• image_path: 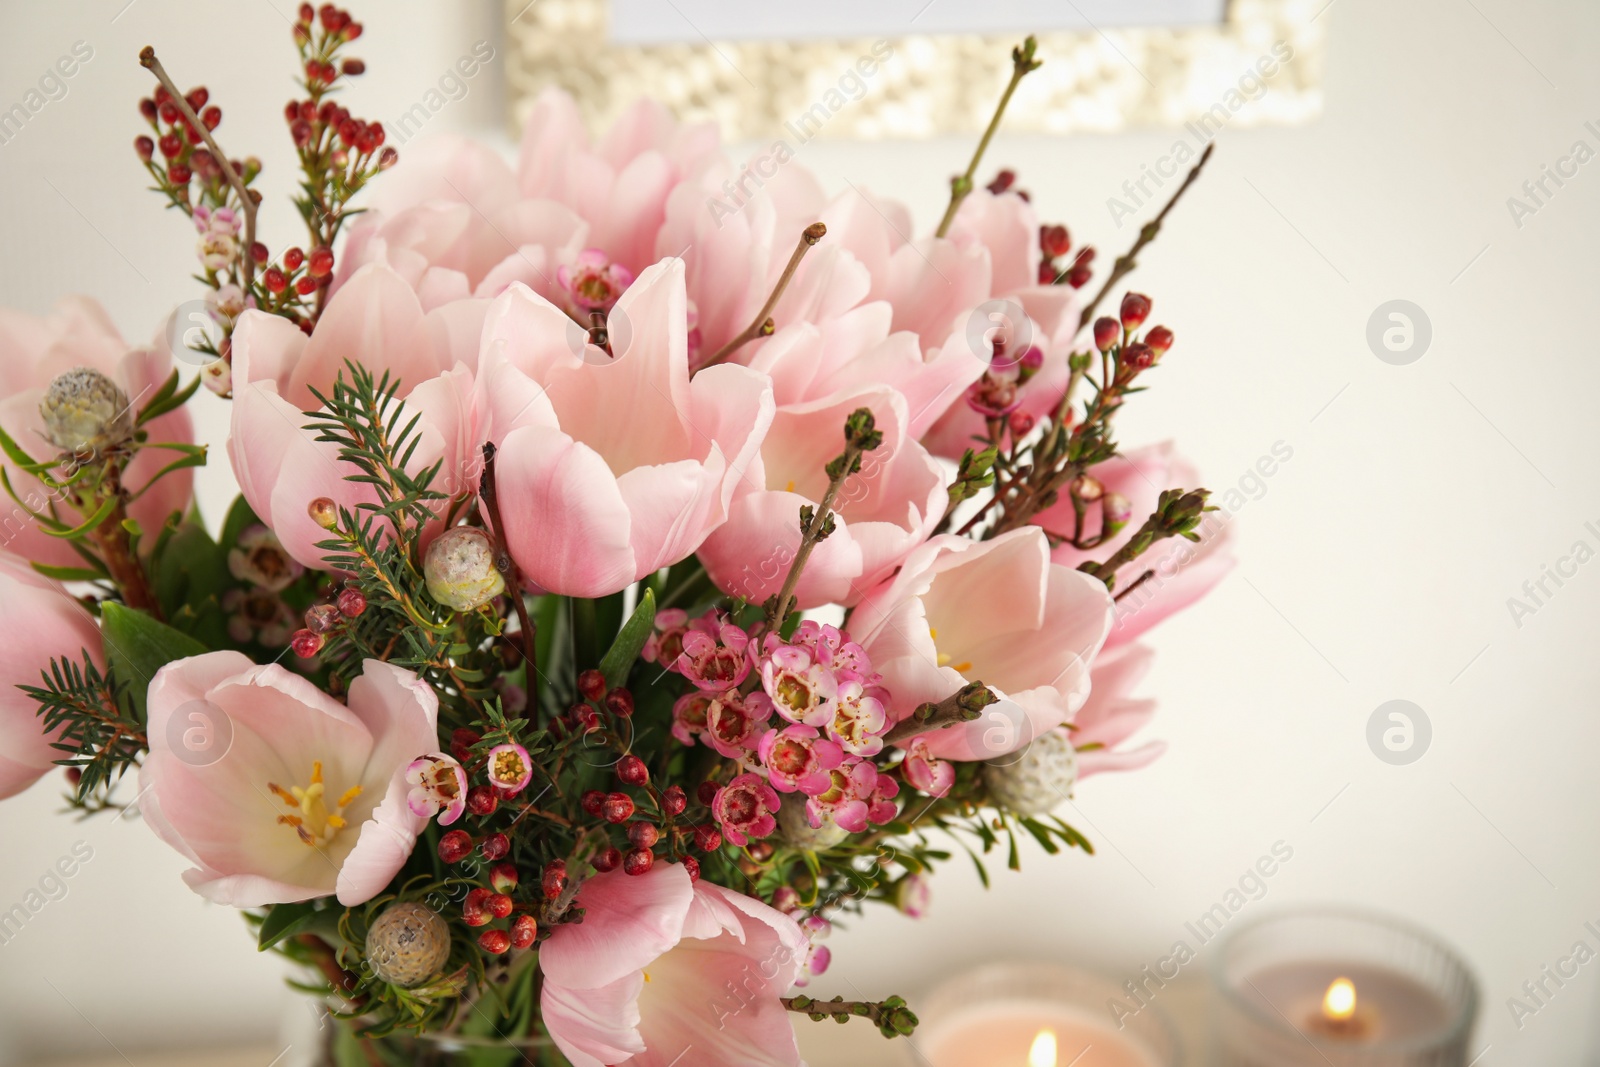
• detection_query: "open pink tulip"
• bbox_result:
[139,653,438,907]
[476,259,773,597]
[0,556,103,798]
[1073,643,1167,777]
[700,385,945,608]
[850,528,1114,761]
[0,296,194,568]
[540,862,807,1067]
[1034,442,1236,648]
[229,262,485,569]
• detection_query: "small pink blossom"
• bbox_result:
[557,248,633,311]
[405,753,467,825]
[712,772,781,847]
[895,873,932,919]
[675,621,751,692]
[901,737,954,798]
[704,690,773,759]
[827,677,888,757]
[642,607,690,665]
[758,724,843,796]
[670,689,713,745]
[486,742,533,795]
[761,645,837,727]
[809,761,898,834]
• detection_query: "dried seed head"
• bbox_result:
[365,901,450,988]
[39,368,133,456]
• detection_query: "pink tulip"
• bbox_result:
[850,528,1114,761]
[0,297,194,568]
[228,262,485,569]
[540,862,807,1067]
[1033,442,1236,648]
[699,385,945,609]
[1072,643,1167,778]
[139,653,439,906]
[475,259,773,597]
[0,556,103,799]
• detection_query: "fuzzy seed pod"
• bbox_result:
[777,792,848,851]
[39,368,133,455]
[981,729,1078,817]
[424,527,505,611]
[365,901,451,988]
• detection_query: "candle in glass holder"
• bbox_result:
[908,963,1180,1067]
[1211,908,1478,1066]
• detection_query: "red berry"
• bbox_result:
[1037,261,1057,285]
[303,603,341,634]
[185,87,209,111]
[1119,292,1152,330]
[344,20,363,39]
[1039,224,1071,260]
[336,588,367,617]
[1093,317,1120,353]
[159,101,180,124]
[682,857,701,883]
[134,136,154,162]
[986,169,1016,194]
[309,246,335,277]
[298,2,314,22]
[463,887,494,926]
[510,913,537,949]
[153,86,172,106]
[487,893,513,919]
[592,847,622,873]
[662,785,687,817]
[623,848,654,876]
[1067,263,1092,288]
[1124,342,1156,370]
[439,830,474,864]
[466,786,498,817]
[481,833,510,861]
[616,755,649,787]
[201,106,222,131]
[696,781,719,807]
[694,825,722,852]
[478,928,511,954]
[283,247,305,271]
[542,860,568,900]
[490,862,518,893]
[289,628,322,657]
[342,58,366,76]
[290,119,313,147]
[450,728,481,762]
[628,822,659,849]
[604,687,634,717]
[139,98,158,122]
[337,118,360,144]
[294,276,318,297]
[378,147,399,170]
[602,793,634,824]
[581,790,606,817]
[250,241,269,265]
[283,100,300,123]
[298,100,317,122]
[1145,326,1175,355]
[577,669,606,702]
[575,704,601,732]
[264,267,288,294]
[167,163,192,185]
[158,133,182,159]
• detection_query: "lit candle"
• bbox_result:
[911,964,1177,1067]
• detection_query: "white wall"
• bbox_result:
[1,0,1597,1064]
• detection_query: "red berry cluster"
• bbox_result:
[1092,292,1174,373]
[290,585,367,658]
[1038,224,1095,288]
[985,168,1030,201]
[134,84,258,213]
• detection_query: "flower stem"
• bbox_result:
[702,222,827,367]
[139,47,258,293]
[934,37,1041,239]
[479,443,537,713]
[88,464,161,619]
[882,681,998,746]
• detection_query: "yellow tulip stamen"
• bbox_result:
[268,762,362,849]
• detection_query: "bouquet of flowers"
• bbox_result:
[0,7,1232,1064]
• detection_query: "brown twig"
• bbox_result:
[934,37,1041,239]
[1075,142,1214,332]
[138,47,258,293]
[89,464,162,619]
[882,681,998,747]
[296,934,364,1004]
[702,222,827,367]
[478,443,537,713]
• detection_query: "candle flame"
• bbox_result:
[1028,1028,1057,1067]
[1322,977,1357,1021]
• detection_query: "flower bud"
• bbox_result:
[616,755,649,787]
[1119,291,1152,330]
[1039,223,1071,260]
[602,793,635,824]
[542,859,568,900]
[1145,325,1174,355]
[592,846,622,873]
[509,913,537,949]
[134,136,155,162]
[1071,474,1103,503]
[304,603,341,634]
[39,368,133,455]
[424,527,505,612]
[1124,342,1156,370]
[365,901,450,987]
[1093,317,1120,353]
[307,497,338,529]
[1102,492,1133,537]
[623,848,654,876]
[438,829,473,864]
[478,928,511,955]
[336,587,366,617]
[480,832,510,861]
[662,785,687,817]
[577,669,606,702]
[682,856,701,883]
[628,822,660,849]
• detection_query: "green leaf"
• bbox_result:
[41,494,116,539]
[0,421,45,472]
[219,495,262,551]
[151,522,232,645]
[99,602,208,720]
[137,371,202,426]
[257,899,322,951]
[599,588,656,690]
[29,562,107,582]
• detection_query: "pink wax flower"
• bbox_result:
[675,620,751,692]
[486,742,533,795]
[139,654,439,906]
[711,772,781,847]
[1035,441,1237,649]
[558,248,633,312]
[894,873,932,919]
[642,607,691,666]
[0,296,194,570]
[405,753,467,825]
[670,689,713,746]
[703,689,773,760]
[474,260,773,597]
[1072,643,1168,778]
[757,724,843,795]
[827,677,889,757]
[229,261,486,569]
[760,644,838,727]
[699,385,945,610]
[807,760,898,834]
[0,556,104,799]
[539,863,806,1067]
[850,528,1114,761]
[900,737,954,798]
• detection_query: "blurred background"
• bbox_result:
[0,0,1597,1064]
